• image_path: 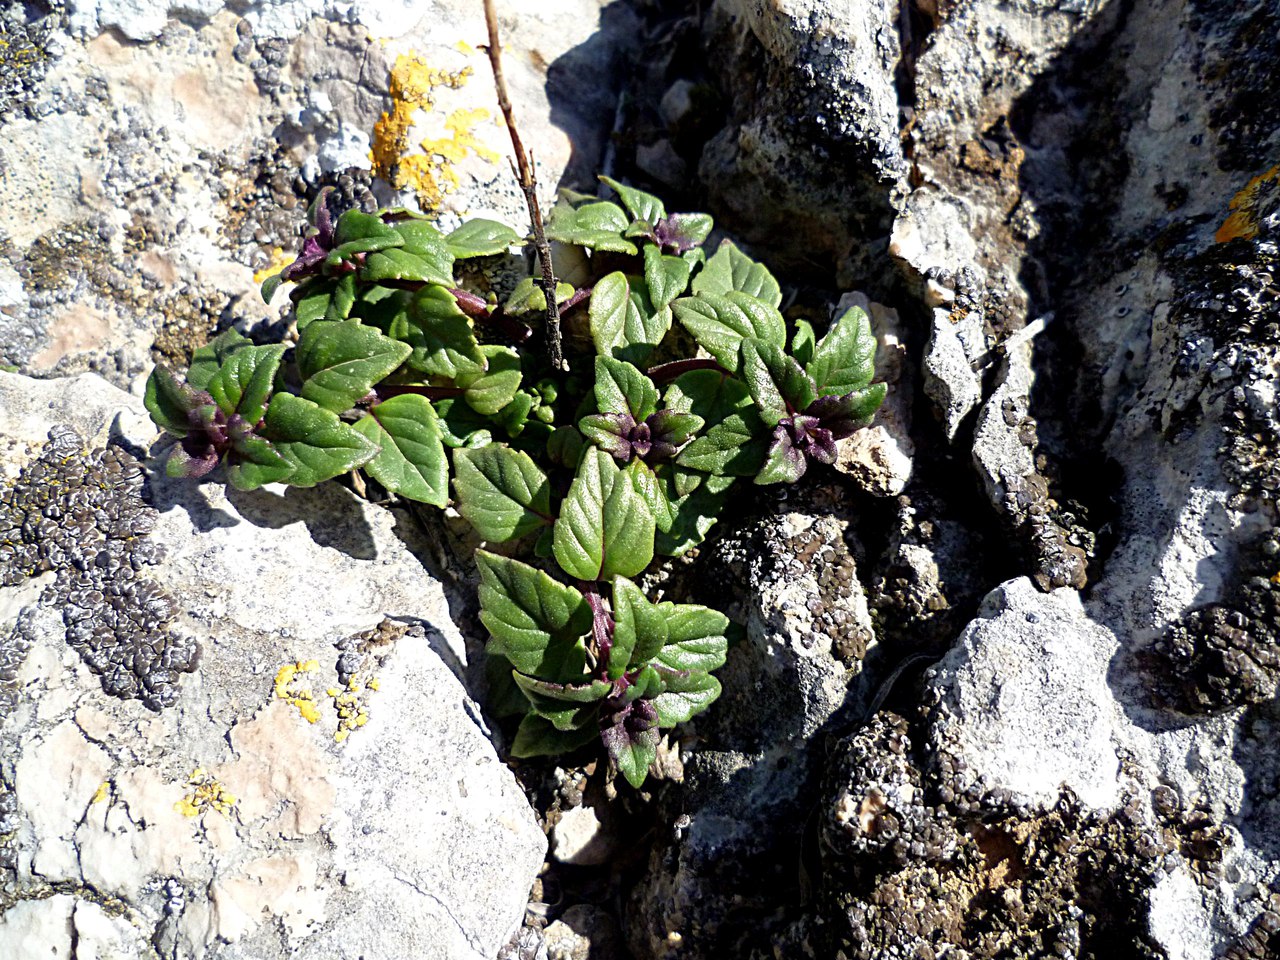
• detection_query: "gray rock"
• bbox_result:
[0,372,545,960]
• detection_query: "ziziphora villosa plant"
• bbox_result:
[145,177,886,787]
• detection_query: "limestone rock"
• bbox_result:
[0,371,545,960]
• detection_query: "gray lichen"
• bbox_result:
[0,426,198,711]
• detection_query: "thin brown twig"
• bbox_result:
[482,0,567,372]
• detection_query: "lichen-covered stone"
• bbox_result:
[0,426,197,710]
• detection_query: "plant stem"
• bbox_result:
[646,357,729,384]
[482,0,567,373]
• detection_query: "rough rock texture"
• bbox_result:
[0,372,544,959]
[0,0,637,382]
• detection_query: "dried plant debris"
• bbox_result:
[0,426,198,711]
[1143,529,1280,714]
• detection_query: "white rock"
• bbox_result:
[0,895,75,960]
[0,372,545,960]
[928,578,1124,812]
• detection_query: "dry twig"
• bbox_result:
[482,0,567,372]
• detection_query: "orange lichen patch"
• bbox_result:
[326,673,379,743]
[174,767,237,818]
[253,247,292,285]
[370,52,500,213]
[90,780,111,804]
[1215,165,1280,243]
[274,659,322,724]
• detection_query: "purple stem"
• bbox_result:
[560,286,592,312]
[583,583,614,674]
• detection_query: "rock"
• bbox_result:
[831,291,914,497]
[697,0,906,284]
[542,905,623,960]
[0,371,545,960]
[926,578,1123,813]
[630,492,876,958]
[550,801,618,867]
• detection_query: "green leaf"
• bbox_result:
[260,272,285,305]
[643,245,692,310]
[352,395,448,506]
[513,671,610,704]
[655,477,731,557]
[594,355,658,421]
[675,412,767,476]
[740,338,816,426]
[293,280,333,330]
[187,329,252,390]
[206,344,286,423]
[792,319,817,367]
[650,671,721,727]
[755,429,806,485]
[610,577,669,678]
[433,397,492,448]
[510,714,600,758]
[545,199,638,254]
[579,414,633,461]
[691,239,782,308]
[671,292,786,372]
[325,273,358,321]
[144,366,200,435]
[259,393,380,486]
[588,272,671,364]
[504,277,576,315]
[453,445,554,542]
[296,321,413,413]
[360,247,455,287]
[445,218,522,258]
[600,176,667,226]
[475,551,592,677]
[553,449,655,582]
[603,711,658,788]
[654,605,729,673]
[225,434,294,490]
[626,460,676,533]
[808,305,878,397]
[547,426,586,470]
[334,210,401,245]
[399,285,485,379]
[392,218,452,256]
[459,345,523,415]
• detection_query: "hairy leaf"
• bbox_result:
[594,355,658,421]
[145,366,203,435]
[296,321,412,413]
[225,434,294,490]
[600,176,666,227]
[399,285,485,379]
[643,245,692,311]
[545,199,637,254]
[553,449,655,581]
[808,305,878,397]
[206,344,286,424]
[360,246,454,287]
[671,292,786,372]
[654,604,730,673]
[506,277,576,316]
[453,444,554,542]
[445,218,521,258]
[353,395,448,506]
[510,713,600,758]
[601,699,659,788]
[791,318,817,368]
[610,576,669,678]
[459,345,523,416]
[187,329,253,390]
[476,551,592,677]
[691,239,782,308]
[259,392,380,486]
[650,671,721,727]
[755,426,807,485]
[740,338,817,426]
[589,272,670,363]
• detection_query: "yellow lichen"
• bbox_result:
[174,767,237,818]
[369,52,499,213]
[1215,165,1280,243]
[90,781,110,805]
[253,246,292,284]
[274,659,323,724]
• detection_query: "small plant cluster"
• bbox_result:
[145,177,885,786]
